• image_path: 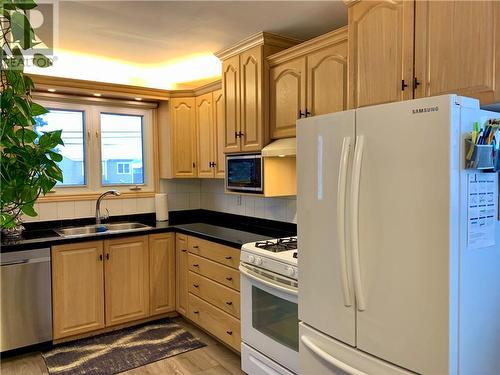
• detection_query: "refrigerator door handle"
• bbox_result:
[351,135,366,311]
[301,335,367,375]
[337,137,352,307]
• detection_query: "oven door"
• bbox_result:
[239,263,299,374]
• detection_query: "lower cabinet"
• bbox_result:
[52,241,105,339]
[176,234,242,352]
[52,234,175,340]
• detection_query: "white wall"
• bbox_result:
[23,179,296,224]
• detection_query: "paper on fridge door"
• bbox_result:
[467,173,498,249]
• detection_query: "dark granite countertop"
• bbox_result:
[1,210,296,253]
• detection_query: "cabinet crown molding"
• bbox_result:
[267,26,348,66]
[169,80,222,98]
[214,31,301,61]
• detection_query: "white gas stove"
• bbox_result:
[240,237,298,280]
[240,237,299,375]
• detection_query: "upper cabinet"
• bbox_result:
[216,32,301,153]
[196,89,225,178]
[170,97,197,178]
[268,27,348,139]
[347,0,500,107]
[348,0,414,108]
[414,0,500,104]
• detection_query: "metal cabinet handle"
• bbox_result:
[401,79,408,90]
[413,77,421,89]
[99,254,103,261]
[193,264,199,267]
[181,249,187,252]
[224,256,232,260]
[225,301,233,305]
[226,330,233,335]
[225,276,233,281]
[193,284,199,288]
[106,253,110,260]
[299,110,305,118]
[192,245,199,249]
[193,310,199,314]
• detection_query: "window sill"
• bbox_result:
[37,191,156,202]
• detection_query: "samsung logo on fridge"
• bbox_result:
[412,106,439,114]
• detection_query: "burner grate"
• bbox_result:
[255,237,297,252]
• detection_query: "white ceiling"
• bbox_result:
[32,1,348,89]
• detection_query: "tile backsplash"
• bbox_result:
[23,179,296,224]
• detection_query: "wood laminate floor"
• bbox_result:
[0,318,244,375]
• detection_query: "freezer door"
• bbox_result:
[299,323,412,375]
[297,110,356,346]
[352,96,458,374]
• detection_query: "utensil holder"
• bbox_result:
[465,139,497,170]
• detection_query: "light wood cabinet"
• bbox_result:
[269,57,306,139]
[267,27,348,138]
[52,241,105,340]
[195,89,226,179]
[188,236,240,269]
[171,97,197,178]
[216,32,300,153]
[348,0,414,108]
[149,233,175,316]
[414,0,500,104]
[175,233,189,316]
[104,236,150,326]
[347,0,500,107]
[213,89,226,178]
[188,253,240,291]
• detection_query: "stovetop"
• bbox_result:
[255,237,297,252]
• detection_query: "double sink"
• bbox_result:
[55,222,151,238]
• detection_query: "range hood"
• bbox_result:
[261,137,296,157]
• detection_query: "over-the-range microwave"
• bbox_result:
[225,154,263,193]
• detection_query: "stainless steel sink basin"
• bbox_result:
[55,222,151,237]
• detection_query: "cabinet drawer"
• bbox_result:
[188,293,241,352]
[188,253,240,291]
[188,271,240,318]
[188,236,240,269]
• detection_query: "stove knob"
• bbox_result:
[248,255,255,263]
[286,267,295,277]
[255,257,263,266]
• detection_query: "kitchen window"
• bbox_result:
[34,98,155,196]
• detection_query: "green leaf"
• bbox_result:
[15,128,37,143]
[20,203,37,217]
[13,0,37,10]
[47,150,63,162]
[33,53,52,68]
[30,102,48,116]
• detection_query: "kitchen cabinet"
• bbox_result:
[347,0,414,108]
[149,233,175,316]
[347,0,500,107]
[52,241,105,340]
[170,97,197,177]
[216,32,300,153]
[175,233,189,316]
[196,90,225,178]
[104,236,150,326]
[414,0,500,104]
[268,27,348,138]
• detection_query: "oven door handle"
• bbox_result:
[239,265,298,296]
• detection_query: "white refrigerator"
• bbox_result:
[297,95,500,375]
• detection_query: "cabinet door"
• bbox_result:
[52,241,104,339]
[213,89,226,178]
[270,57,306,139]
[307,43,348,116]
[171,97,197,177]
[196,92,215,178]
[104,236,149,326]
[175,233,189,316]
[348,0,414,108]
[240,46,264,152]
[414,0,500,105]
[222,55,240,153]
[149,234,175,316]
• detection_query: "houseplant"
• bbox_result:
[1,0,64,238]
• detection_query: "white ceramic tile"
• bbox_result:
[265,198,287,222]
[122,198,137,214]
[254,197,266,219]
[244,196,256,217]
[74,200,93,218]
[136,197,155,213]
[189,192,201,209]
[34,202,56,221]
[57,201,76,220]
[104,199,123,217]
[285,199,297,223]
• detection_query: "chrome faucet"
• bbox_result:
[95,190,121,225]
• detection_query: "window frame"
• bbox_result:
[34,97,156,197]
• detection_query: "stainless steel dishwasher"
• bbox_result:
[1,248,52,351]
